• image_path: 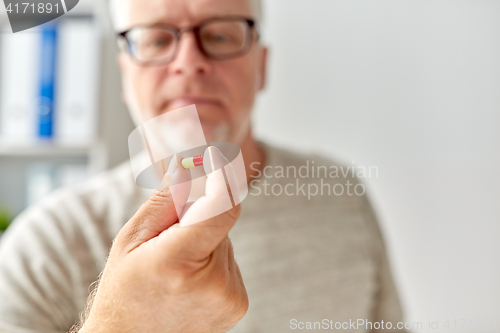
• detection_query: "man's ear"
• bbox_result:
[258,45,268,91]
[117,53,126,71]
[117,53,128,104]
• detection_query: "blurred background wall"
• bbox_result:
[0,0,499,332]
[253,0,500,331]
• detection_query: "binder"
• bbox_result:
[54,17,99,146]
[0,17,99,146]
[0,26,40,143]
[38,23,58,139]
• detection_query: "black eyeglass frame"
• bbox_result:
[116,16,259,66]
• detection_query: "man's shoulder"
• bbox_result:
[5,160,146,244]
[253,142,377,221]
[264,141,347,165]
[0,162,145,327]
[261,141,360,184]
[42,159,142,213]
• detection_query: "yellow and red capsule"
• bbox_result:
[181,154,204,169]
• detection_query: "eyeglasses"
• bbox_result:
[117,16,258,66]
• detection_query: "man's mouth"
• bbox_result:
[166,97,222,111]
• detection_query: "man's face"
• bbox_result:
[119,0,267,144]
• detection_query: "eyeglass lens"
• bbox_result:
[125,20,250,64]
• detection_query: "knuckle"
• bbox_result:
[205,272,230,303]
[160,267,197,293]
[211,271,231,295]
[235,293,249,320]
[223,284,249,322]
[110,224,136,255]
[156,255,213,293]
[168,256,211,275]
[206,268,247,318]
[114,216,144,253]
[148,188,172,206]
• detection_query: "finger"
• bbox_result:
[209,237,238,284]
[114,154,191,253]
[228,242,244,285]
[211,236,231,272]
[226,238,235,273]
[159,154,192,218]
[179,145,240,228]
[203,146,240,205]
[158,147,241,263]
[216,238,247,312]
[222,237,243,283]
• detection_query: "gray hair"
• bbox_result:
[109,0,262,32]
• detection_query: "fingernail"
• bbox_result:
[166,153,178,176]
[203,146,230,174]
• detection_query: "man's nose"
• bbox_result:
[169,32,211,76]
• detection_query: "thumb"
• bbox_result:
[113,154,191,254]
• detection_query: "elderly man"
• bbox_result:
[0,0,407,332]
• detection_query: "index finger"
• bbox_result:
[113,154,191,254]
[157,147,241,263]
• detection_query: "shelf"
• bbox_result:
[0,142,99,157]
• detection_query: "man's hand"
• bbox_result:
[78,148,248,333]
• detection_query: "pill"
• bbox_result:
[181,154,204,169]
